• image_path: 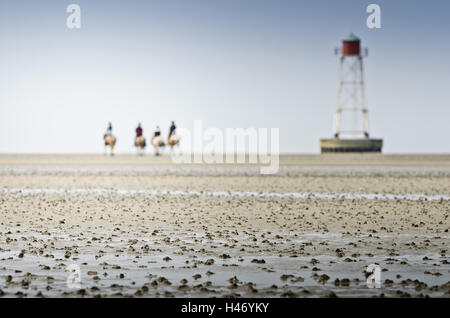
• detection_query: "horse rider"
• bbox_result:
[105,122,113,138]
[136,123,143,137]
[153,126,161,137]
[168,121,176,138]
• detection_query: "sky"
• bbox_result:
[0,0,449,154]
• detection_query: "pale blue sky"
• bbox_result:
[0,0,449,153]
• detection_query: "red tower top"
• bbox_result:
[342,33,360,56]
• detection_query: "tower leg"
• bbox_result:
[359,56,370,137]
[333,110,341,138]
[333,57,344,137]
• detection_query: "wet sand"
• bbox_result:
[0,154,449,298]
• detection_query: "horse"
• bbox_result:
[151,135,165,156]
[104,134,116,156]
[168,134,180,150]
[134,135,146,155]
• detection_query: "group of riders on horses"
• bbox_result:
[103,121,179,155]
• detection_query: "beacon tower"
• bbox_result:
[320,33,383,153]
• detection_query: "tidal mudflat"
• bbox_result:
[0,154,448,297]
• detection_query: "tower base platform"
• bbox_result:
[320,138,383,153]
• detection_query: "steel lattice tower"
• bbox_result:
[320,33,382,153]
[333,33,369,138]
